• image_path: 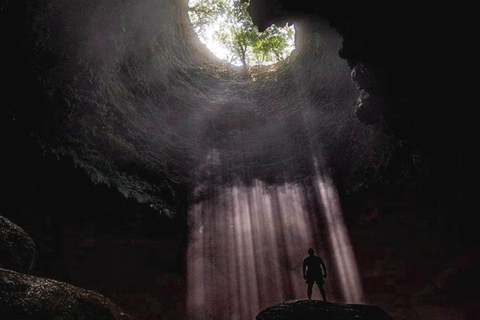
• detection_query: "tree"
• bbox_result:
[188,0,294,75]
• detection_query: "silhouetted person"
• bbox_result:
[303,248,327,300]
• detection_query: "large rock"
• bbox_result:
[256,300,393,320]
[0,268,132,320]
[0,216,35,273]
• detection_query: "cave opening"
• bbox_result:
[187,0,295,69]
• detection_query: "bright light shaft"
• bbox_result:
[313,159,364,303]
[187,180,316,320]
[187,160,364,319]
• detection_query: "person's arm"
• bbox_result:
[321,259,327,278]
[303,258,307,279]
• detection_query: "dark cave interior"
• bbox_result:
[0,0,472,320]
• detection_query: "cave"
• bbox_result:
[0,1,471,320]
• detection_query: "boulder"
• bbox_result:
[256,300,393,320]
[0,216,35,273]
[0,268,132,320]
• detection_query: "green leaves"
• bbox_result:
[251,24,294,63]
[188,0,294,69]
[188,0,225,35]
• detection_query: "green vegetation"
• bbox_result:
[188,0,295,74]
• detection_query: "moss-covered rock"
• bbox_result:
[256,300,393,320]
[0,268,132,320]
[0,216,35,273]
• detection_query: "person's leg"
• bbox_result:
[318,284,327,301]
[307,283,313,299]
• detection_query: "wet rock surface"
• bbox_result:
[256,300,393,320]
[0,216,35,273]
[0,268,132,320]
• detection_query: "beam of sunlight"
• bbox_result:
[187,159,364,319]
[313,158,365,303]
[187,203,205,316]
[187,181,314,320]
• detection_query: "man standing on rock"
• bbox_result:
[303,248,327,301]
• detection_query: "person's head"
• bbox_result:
[308,248,315,256]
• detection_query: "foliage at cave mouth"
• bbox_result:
[188,0,295,70]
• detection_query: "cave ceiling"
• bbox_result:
[3,0,391,214]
